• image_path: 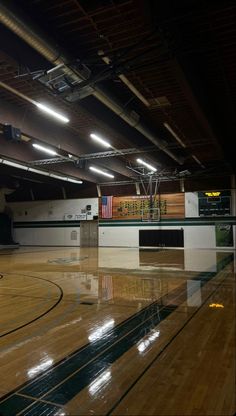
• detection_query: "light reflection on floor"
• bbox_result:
[0,247,235,415]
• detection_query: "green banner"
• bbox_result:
[215,224,233,247]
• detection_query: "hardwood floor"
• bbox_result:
[0,247,235,415]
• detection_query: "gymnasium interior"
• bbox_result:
[0,1,235,415]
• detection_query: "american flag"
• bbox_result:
[101,196,113,218]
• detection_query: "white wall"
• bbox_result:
[14,227,80,246]
[185,192,199,217]
[10,198,98,246]
[9,198,98,221]
[8,193,235,249]
[99,225,184,248]
[184,226,216,249]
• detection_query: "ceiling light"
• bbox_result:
[32,143,58,156]
[0,158,82,184]
[35,102,69,123]
[192,154,205,168]
[28,167,50,176]
[50,174,82,184]
[163,122,186,148]
[50,173,65,180]
[89,166,114,178]
[137,158,157,172]
[2,159,28,170]
[67,178,83,184]
[90,133,111,148]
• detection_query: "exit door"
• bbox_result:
[80,220,98,247]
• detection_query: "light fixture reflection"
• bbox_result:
[88,319,115,342]
[55,412,66,416]
[209,303,224,308]
[27,358,53,378]
[89,370,111,396]
[137,330,160,353]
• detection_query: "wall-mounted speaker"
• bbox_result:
[3,124,21,142]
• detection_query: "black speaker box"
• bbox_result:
[3,124,21,142]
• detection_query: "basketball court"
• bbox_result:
[0,1,236,415]
[0,247,235,415]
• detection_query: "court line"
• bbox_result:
[0,299,180,403]
[106,270,233,414]
[8,266,230,415]
[2,265,223,402]
[0,273,63,338]
[0,254,233,414]
[40,266,228,405]
[0,274,55,330]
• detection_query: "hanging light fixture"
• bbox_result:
[89,166,114,178]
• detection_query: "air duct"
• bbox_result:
[0,1,183,165]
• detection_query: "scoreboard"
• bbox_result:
[198,191,231,216]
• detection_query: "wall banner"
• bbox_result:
[215,223,233,247]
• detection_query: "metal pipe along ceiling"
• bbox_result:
[0,1,183,165]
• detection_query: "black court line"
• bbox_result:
[0,273,63,338]
[0,254,233,415]
[0,297,165,401]
[106,268,232,415]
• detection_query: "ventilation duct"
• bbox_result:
[0,1,183,165]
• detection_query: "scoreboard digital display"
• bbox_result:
[198,191,231,216]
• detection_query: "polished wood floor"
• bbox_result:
[0,247,235,415]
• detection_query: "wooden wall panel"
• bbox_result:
[99,193,185,219]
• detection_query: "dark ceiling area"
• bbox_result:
[0,0,235,201]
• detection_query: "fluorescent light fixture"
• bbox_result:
[32,143,58,156]
[192,154,205,168]
[50,174,82,184]
[0,158,82,184]
[89,166,114,178]
[90,133,111,148]
[2,159,28,170]
[28,167,50,176]
[35,102,69,123]
[137,158,157,172]
[67,178,83,184]
[163,122,186,148]
[50,173,65,180]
